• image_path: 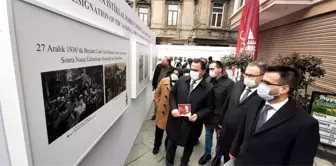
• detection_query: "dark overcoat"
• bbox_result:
[166,76,214,147]
[230,99,320,165]
[218,81,263,156]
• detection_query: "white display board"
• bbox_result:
[150,47,158,80]
[131,42,150,99]
[0,0,156,165]
[156,45,236,60]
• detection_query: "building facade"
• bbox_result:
[229,0,336,93]
[126,0,238,46]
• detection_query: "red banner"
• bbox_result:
[235,0,260,60]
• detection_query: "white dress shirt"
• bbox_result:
[264,98,289,121]
[190,78,202,91]
[239,87,257,101]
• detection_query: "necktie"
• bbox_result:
[189,80,196,95]
[240,88,251,102]
[255,105,273,131]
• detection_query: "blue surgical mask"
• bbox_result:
[257,83,279,101]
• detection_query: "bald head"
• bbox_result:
[162,56,168,66]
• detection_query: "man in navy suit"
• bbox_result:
[230,65,320,165]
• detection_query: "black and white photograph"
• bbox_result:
[105,63,127,103]
[41,65,104,144]
[144,54,148,79]
[152,56,157,72]
[139,55,144,82]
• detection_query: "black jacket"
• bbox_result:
[231,99,320,166]
[204,76,234,127]
[152,64,173,89]
[218,81,263,156]
[167,76,214,146]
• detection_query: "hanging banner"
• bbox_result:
[235,0,260,60]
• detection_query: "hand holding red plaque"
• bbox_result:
[178,104,191,117]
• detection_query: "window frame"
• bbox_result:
[167,4,179,26]
[138,7,149,26]
[210,2,224,28]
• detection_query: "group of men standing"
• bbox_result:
[152,56,320,166]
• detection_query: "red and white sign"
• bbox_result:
[235,0,260,60]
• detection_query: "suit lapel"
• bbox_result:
[253,100,297,135]
[239,91,258,105]
[235,83,246,106]
[248,100,265,136]
[184,77,191,98]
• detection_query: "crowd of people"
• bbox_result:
[151,56,320,166]
[42,67,104,143]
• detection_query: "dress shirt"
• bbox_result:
[239,87,257,101]
[190,78,202,90]
[264,98,289,121]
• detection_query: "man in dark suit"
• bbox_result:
[166,59,214,166]
[199,61,234,166]
[230,65,320,165]
[152,56,173,120]
[218,61,266,164]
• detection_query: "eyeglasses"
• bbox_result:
[261,80,285,86]
[243,73,264,78]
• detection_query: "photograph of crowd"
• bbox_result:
[144,54,148,79]
[41,65,104,144]
[105,63,127,103]
[139,55,144,82]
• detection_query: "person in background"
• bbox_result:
[166,59,214,166]
[230,65,320,165]
[200,58,209,79]
[182,58,193,69]
[153,68,180,155]
[152,56,173,120]
[218,61,266,164]
[199,61,234,166]
[207,56,213,74]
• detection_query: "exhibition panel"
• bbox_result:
[131,42,151,99]
[0,0,156,165]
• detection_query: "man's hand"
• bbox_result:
[218,124,222,129]
[229,154,236,160]
[172,109,180,117]
[189,114,197,122]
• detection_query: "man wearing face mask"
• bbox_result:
[153,69,180,155]
[218,61,266,164]
[229,65,319,165]
[199,61,234,166]
[152,56,173,120]
[166,59,214,166]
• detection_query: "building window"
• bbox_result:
[139,7,149,26]
[167,4,179,26]
[238,0,245,8]
[211,3,224,28]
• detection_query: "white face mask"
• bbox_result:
[244,77,257,88]
[209,70,217,78]
[190,71,200,81]
[171,74,178,81]
[257,83,280,101]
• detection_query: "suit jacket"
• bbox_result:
[230,99,320,166]
[204,76,234,127]
[166,76,214,147]
[218,81,263,155]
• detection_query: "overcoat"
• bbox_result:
[154,77,171,129]
[166,76,214,146]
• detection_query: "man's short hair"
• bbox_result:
[211,61,224,70]
[193,58,207,70]
[266,65,299,89]
[248,61,267,74]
